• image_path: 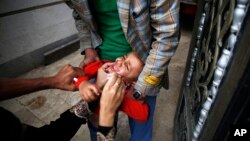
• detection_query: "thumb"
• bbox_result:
[79,61,86,68]
[91,85,101,96]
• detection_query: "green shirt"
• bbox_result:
[93,0,132,61]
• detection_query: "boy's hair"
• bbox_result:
[131,52,144,65]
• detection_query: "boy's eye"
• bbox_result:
[126,65,129,71]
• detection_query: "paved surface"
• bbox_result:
[0,17,192,141]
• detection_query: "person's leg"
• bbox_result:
[23,109,86,141]
[87,121,99,141]
[128,96,157,141]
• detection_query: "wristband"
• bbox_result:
[73,76,89,87]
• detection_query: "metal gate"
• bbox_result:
[174,0,250,140]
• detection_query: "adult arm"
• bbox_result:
[0,64,83,101]
[135,0,180,96]
[72,9,99,67]
[97,73,126,140]
[64,0,92,53]
[63,0,100,67]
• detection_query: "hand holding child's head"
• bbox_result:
[99,72,126,126]
[95,64,112,89]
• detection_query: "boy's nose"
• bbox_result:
[116,60,123,67]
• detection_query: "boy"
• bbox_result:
[71,52,148,123]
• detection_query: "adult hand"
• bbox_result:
[99,73,126,127]
[102,62,116,73]
[79,48,100,68]
[52,64,84,91]
[95,64,111,90]
[78,81,100,102]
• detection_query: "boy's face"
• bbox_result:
[106,52,144,82]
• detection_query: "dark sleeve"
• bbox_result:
[97,127,116,141]
[0,107,23,141]
[23,109,86,141]
[98,125,113,136]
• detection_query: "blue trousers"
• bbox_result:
[88,96,157,141]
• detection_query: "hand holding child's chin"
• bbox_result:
[96,66,109,89]
[102,62,116,73]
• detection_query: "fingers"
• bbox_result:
[62,65,84,81]
[117,81,126,99]
[100,73,125,118]
[105,73,125,100]
[97,67,109,79]
[114,76,121,85]
[102,62,114,69]
[64,64,75,71]
[73,67,85,76]
[96,67,110,90]
[68,85,77,91]
[90,85,101,96]
[105,73,119,88]
[80,85,100,102]
[64,66,81,86]
[53,64,80,91]
[62,64,77,78]
[79,61,86,68]
[102,62,115,73]
[81,90,97,102]
[61,64,71,70]
[79,49,100,68]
